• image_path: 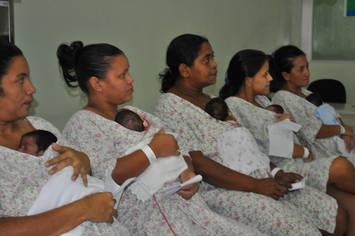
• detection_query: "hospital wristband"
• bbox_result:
[270,167,282,178]
[141,145,157,164]
[302,147,310,159]
[339,125,345,135]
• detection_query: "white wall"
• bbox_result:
[13,0,302,130]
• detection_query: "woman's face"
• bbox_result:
[0,56,36,122]
[249,61,273,96]
[100,54,134,105]
[187,42,217,87]
[284,55,310,88]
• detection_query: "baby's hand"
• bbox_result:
[273,114,292,123]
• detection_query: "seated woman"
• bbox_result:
[59,41,263,236]
[154,34,350,236]
[220,49,355,235]
[272,45,355,160]
[271,45,355,235]
[0,43,128,235]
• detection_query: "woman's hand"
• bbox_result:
[148,129,180,158]
[80,192,118,223]
[341,134,355,153]
[274,171,303,185]
[45,143,91,186]
[273,113,292,123]
[252,178,291,200]
[344,125,355,138]
[177,169,200,200]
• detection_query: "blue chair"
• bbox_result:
[307,79,346,104]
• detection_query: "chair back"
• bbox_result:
[307,79,346,103]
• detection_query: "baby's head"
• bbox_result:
[266,104,284,114]
[18,130,58,156]
[205,97,229,121]
[306,93,323,107]
[115,109,145,132]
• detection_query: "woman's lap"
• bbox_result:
[199,186,333,236]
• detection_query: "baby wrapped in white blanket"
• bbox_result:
[21,130,121,236]
[115,108,188,201]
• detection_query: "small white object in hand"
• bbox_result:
[162,175,203,201]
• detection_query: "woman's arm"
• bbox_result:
[112,129,180,185]
[316,124,348,139]
[293,144,313,162]
[0,192,117,236]
[189,151,291,200]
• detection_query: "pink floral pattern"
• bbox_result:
[63,107,264,236]
[0,116,130,236]
[226,95,336,193]
[154,93,338,235]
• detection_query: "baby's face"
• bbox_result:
[18,136,40,156]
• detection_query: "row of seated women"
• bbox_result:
[0,34,354,236]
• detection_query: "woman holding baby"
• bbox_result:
[154,34,348,235]
[0,42,129,235]
[220,48,355,235]
[58,41,263,235]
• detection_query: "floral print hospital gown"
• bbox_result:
[63,108,265,236]
[225,95,336,193]
[0,117,131,236]
[154,92,338,236]
[272,89,355,165]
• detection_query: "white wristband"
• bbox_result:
[270,167,282,178]
[141,145,157,164]
[302,147,310,159]
[339,125,345,135]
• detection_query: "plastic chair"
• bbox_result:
[307,79,346,103]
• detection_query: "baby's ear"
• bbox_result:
[37,150,45,156]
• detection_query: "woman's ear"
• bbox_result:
[281,71,290,81]
[178,63,189,78]
[89,76,103,92]
[245,77,253,87]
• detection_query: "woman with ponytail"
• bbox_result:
[59,41,264,236]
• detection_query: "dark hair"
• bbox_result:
[0,42,23,96]
[306,93,323,107]
[266,104,284,114]
[205,97,229,121]
[219,49,267,99]
[159,34,209,93]
[266,54,279,93]
[115,109,144,132]
[21,130,58,153]
[57,41,124,94]
[272,45,306,91]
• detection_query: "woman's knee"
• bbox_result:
[334,203,348,236]
[329,157,355,180]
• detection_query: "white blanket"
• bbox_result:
[125,134,187,201]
